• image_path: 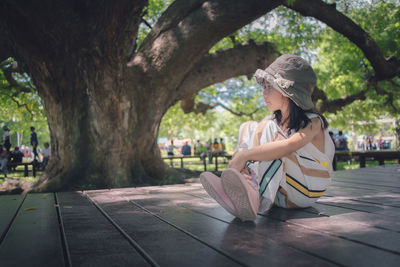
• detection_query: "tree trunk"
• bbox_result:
[32,58,165,191]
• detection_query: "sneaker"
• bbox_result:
[200,172,237,217]
[221,168,260,221]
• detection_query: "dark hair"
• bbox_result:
[30,126,35,131]
[273,99,329,132]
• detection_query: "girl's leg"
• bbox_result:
[200,172,237,217]
[221,120,281,220]
[244,119,286,212]
[200,120,258,220]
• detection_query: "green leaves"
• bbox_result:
[0,59,49,146]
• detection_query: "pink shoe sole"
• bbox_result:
[200,172,237,217]
[221,168,259,221]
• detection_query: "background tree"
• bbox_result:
[0,59,50,148]
[0,0,398,191]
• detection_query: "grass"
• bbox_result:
[336,160,399,170]
[164,157,228,172]
[0,165,42,184]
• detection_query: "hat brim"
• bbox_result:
[254,69,293,98]
[254,69,314,110]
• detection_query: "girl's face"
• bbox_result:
[262,81,289,112]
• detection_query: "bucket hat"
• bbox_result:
[254,54,317,110]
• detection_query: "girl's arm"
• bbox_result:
[229,118,322,171]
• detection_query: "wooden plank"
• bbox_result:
[331,178,400,190]
[185,187,400,253]
[57,192,151,267]
[179,185,400,266]
[333,172,400,181]
[101,188,400,266]
[184,199,400,266]
[264,207,400,254]
[317,197,400,218]
[0,193,65,267]
[310,204,400,233]
[330,181,400,193]
[0,195,25,241]
[324,186,400,207]
[86,189,246,267]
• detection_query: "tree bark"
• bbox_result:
[32,61,166,190]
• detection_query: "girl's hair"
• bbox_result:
[274,99,329,132]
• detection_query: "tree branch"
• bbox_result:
[11,96,33,119]
[141,18,153,29]
[371,81,398,113]
[129,0,282,89]
[314,87,368,114]
[215,102,260,118]
[2,67,33,94]
[389,79,400,89]
[180,97,259,118]
[176,41,278,100]
[283,0,400,81]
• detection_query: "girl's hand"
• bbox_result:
[228,151,247,172]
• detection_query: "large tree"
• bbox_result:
[1,0,399,191]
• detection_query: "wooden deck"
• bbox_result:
[1,165,400,267]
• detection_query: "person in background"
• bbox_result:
[377,137,383,150]
[10,146,24,171]
[194,140,202,155]
[195,141,207,162]
[167,140,175,156]
[206,139,213,163]
[2,125,11,153]
[30,126,39,161]
[220,138,226,155]
[367,135,374,150]
[211,138,222,156]
[181,141,192,156]
[41,142,51,170]
[0,145,8,178]
[336,131,348,151]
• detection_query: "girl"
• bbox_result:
[200,54,335,221]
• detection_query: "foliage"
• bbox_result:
[313,0,400,132]
[159,102,218,141]
[0,59,50,148]
[163,0,400,145]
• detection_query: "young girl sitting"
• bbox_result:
[200,54,335,221]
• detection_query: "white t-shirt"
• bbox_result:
[41,147,51,158]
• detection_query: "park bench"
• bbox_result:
[333,150,400,170]
[163,151,400,172]
[0,164,399,266]
[162,154,232,172]
[6,162,39,177]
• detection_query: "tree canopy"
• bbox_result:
[163,0,400,142]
